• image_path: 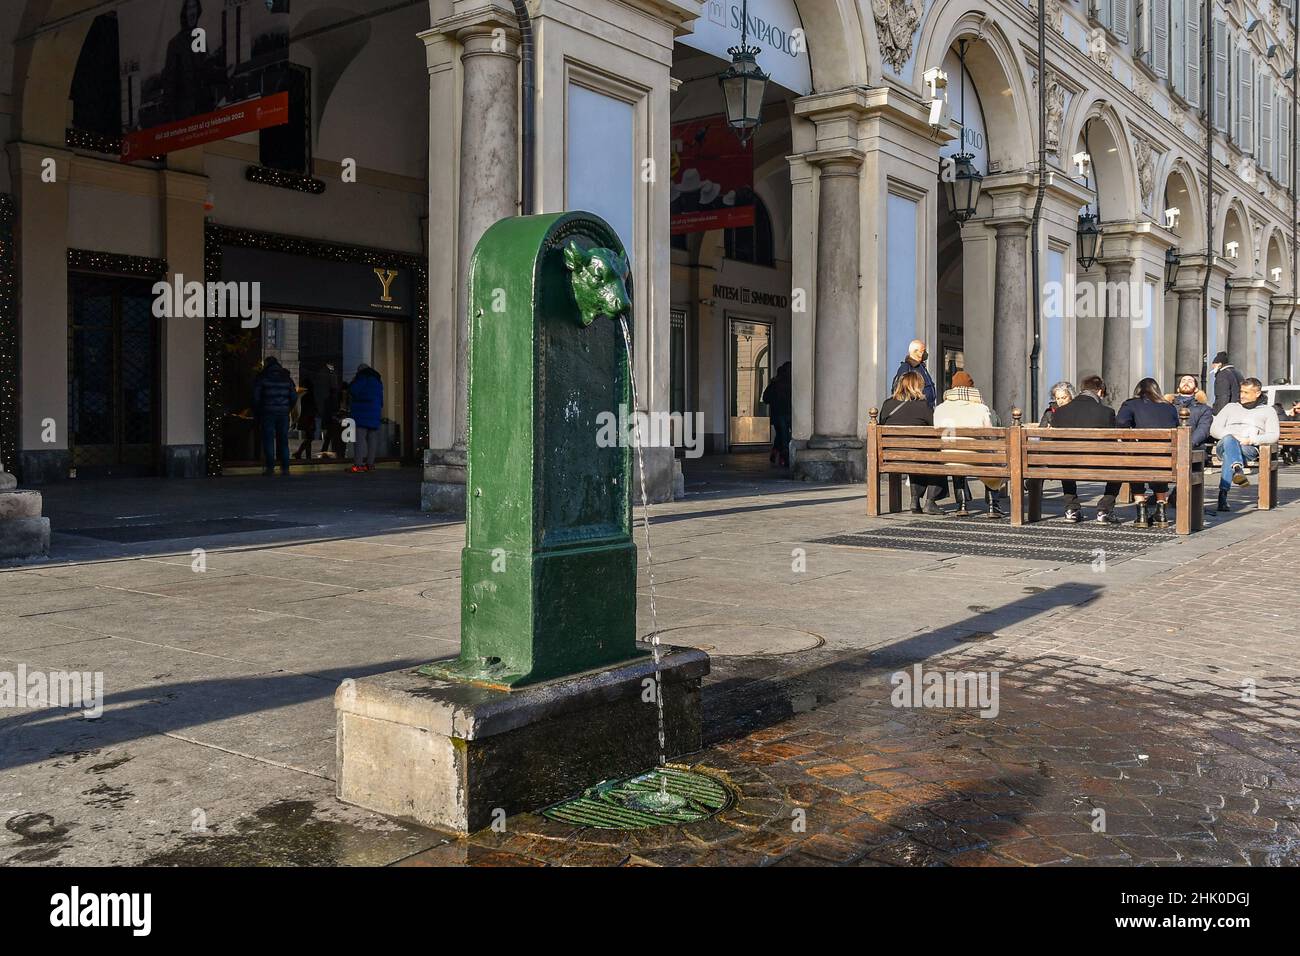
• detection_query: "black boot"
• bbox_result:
[1134,499,1151,528]
[953,487,970,517]
[910,485,924,514]
[1152,500,1169,528]
[921,485,946,516]
[1217,488,1230,513]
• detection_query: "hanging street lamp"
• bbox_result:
[1165,247,1182,291]
[718,0,769,144]
[1076,212,1102,270]
[944,40,983,223]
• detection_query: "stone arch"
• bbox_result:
[1153,157,1204,249]
[797,0,874,89]
[1218,198,1253,277]
[1063,97,1138,224]
[913,3,1034,172]
[11,1,94,146]
[1261,225,1290,289]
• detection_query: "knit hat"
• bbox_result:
[1212,351,1230,365]
[952,371,975,388]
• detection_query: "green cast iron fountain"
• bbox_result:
[420,211,645,689]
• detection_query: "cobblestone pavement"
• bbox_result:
[401,518,1300,867]
[3,465,1299,866]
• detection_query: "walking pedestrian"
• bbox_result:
[252,356,297,476]
[1210,351,1243,414]
[347,363,384,473]
[762,361,793,467]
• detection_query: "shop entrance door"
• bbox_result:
[67,274,159,475]
[728,316,772,449]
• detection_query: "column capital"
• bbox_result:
[423,4,520,48]
[987,217,1031,239]
[803,147,864,174]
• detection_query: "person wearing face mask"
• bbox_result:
[891,339,936,410]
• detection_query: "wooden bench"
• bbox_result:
[1257,443,1280,510]
[1020,408,1205,534]
[1279,421,1300,462]
[865,408,1022,520]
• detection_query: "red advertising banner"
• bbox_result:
[671,116,755,234]
[118,0,291,161]
[122,92,289,161]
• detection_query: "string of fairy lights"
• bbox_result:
[0,196,16,476]
[203,224,430,477]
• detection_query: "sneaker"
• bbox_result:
[349,465,366,474]
[1065,507,1082,523]
[1231,464,1249,486]
[1094,511,1118,525]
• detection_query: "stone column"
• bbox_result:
[794,150,863,483]
[992,220,1029,421]
[1174,288,1203,378]
[422,10,520,513]
[160,168,209,477]
[1101,257,1132,399]
[1268,298,1292,383]
[1227,300,1250,366]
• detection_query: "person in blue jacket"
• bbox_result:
[347,363,384,473]
[251,356,297,476]
[890,339,936,409]
[1169,374,1213,448]
[1117,377,1178,528]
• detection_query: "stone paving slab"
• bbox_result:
[3,466,1300,865]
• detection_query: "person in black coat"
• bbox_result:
[890,340,936,409]
[880,370,946,514]
[1117,378,1178,527]
[1210,352,1243,414]
[762,362,793,467]
[1046,376,1123,523]
[252,356,297,476]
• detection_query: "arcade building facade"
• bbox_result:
[2,0,1298,504]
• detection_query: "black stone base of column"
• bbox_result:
[792,437,865,484]
[17,449,71,485]
[335,643,709,833]
[162,444,206,478]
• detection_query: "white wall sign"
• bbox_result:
[679,0,813,95]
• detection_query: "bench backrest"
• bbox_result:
[869,424,1012,477]
[1020,425,1200,482]
[1280,421,1300,445]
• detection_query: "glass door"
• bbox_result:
[728,316,772,448]
[68,274,159,475]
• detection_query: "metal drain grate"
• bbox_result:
[815,515,1176,564]
[542,766,731,829]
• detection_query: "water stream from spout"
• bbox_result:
[618,315,674,805]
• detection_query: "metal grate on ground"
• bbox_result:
[542,766,732,829]
[813,515,1176,564]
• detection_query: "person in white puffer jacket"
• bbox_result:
[934,371,1005,517]
[1209,377,1280,513]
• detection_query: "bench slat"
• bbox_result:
[1025,453,1181,468]
[882,450,1008,465]
[1023,428,1181,439]
[879,437,1008,450]
[1022,440,1174,454]
[1024,468,1198,481]
[883,464,1011,477]
[876,426,1005,438]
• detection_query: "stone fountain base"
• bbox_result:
[0,469,50,563]
[335,643,709,834]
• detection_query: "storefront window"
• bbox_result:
[220,310,409,466]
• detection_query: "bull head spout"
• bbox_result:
[563,240,630,326]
